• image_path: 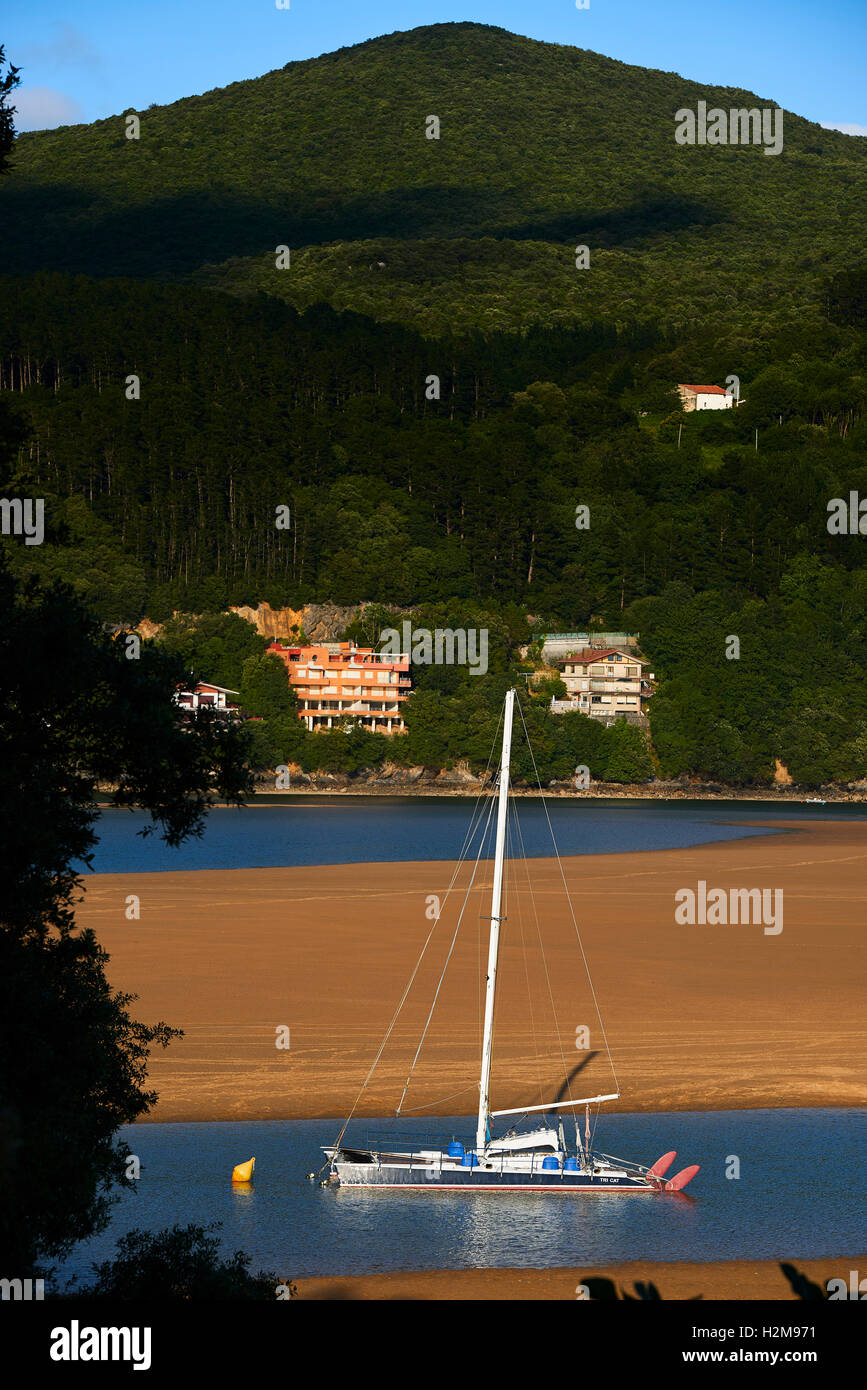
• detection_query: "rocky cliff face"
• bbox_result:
[240,601,411,643]
[229,601,363,642]
[137,601,382,643]
[229,603,364,644]
[228,603,307,640]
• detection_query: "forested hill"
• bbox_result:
[5,22,866,334]
[2,25,867,787]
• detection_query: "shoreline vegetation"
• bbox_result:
[96,776,867,803]
[246,782,867,801]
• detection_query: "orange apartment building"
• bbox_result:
[267,642,411,733]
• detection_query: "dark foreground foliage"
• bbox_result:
[0,555,253,1272]
[82,1224,290,1301]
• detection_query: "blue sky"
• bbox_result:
[5,0,866,135]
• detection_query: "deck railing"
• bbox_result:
[362,1129,474,1153]
[358,1132,577,1177]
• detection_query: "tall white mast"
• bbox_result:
[476,687,515,1154]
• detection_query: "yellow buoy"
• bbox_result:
[232,1157,255,1183]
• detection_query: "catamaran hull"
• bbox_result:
[330,1163,652,1192]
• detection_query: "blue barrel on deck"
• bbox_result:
[447,1140,464,1158]
[564,1157,579,1171]
[461,1152,479,1167]
[541,1156,560,1170]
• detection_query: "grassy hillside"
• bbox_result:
[5,22,865,333]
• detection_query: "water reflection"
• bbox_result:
[56,1108,865,1288]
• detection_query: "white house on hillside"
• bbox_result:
[677,383,733,411]
[174,682,240,714]
[550,648,654,725]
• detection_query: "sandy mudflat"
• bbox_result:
[76,818,867,1122]
[292,1256,864,1300]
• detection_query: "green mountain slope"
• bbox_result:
[5,22,865,333]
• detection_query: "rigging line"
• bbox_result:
[441,724,501,887]
[476,796,490,1068]
[510,792,575,1116]
[507,801,547,1108]
[590,1105,601,1152]
[486,798,508,1113]
[395,792,496,1116]
[476,860,482,1061]
[514,693,621,1097]
[395,783,499,1115]
[484,710,517,1119]
[391,707,503,1123]
[510,796,558,1109]
[478,701,504,1053]
[477,724,503,1062]
[330,745,500,1154]
[399,1083,479,1112]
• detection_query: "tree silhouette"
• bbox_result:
[0,45,19,176]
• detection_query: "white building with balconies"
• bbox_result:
[550,647,653,724]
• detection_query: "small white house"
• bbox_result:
[174,682,240,713]
[677,383,733,412]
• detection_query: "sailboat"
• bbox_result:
[322,688,699,1193]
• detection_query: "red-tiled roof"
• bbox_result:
[564,647,619,664]
[178,681,240,695]
[557,647,645,666]
[678,383,727,394]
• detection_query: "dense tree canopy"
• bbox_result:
[2,273,865,625]
[0,556,253,1273]
[4,24,865,339]
[1,263,865,786]
[1,23,866,794]
[0,44,18,177]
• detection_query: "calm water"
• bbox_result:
[54,1108,865,1289]
[77,798,857,874]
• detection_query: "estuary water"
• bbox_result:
[80,798,856,874]
[54,1108,865,1289]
